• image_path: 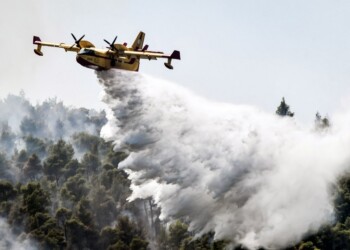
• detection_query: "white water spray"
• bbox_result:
[98,69,350,249]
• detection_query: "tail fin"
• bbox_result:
[33,36,41,44]
[33,36,43,56]
[132,31,145,51]
[170,50,181,60]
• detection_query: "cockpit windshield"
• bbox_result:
[78,49,95,56]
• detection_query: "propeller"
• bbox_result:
[104,36,118,67]
[70,33,85,49]
[104,36,118,51]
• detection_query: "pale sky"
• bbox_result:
[1,0,350,122]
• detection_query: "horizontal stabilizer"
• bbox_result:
[34,49,43,56]
[164,62,173,70]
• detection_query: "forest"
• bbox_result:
[0,94,349,250]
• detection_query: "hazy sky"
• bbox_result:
[1,0,350,122]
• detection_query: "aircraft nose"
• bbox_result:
[76,55,90,66]
[76,55,100,70]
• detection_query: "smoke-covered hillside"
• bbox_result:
[0,95,151,249]
[2,72,350,250]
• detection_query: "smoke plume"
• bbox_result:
[98,69,350,249]
[0,218,37,250]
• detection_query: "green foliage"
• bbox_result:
[0,180,17,202]
[99,227,119,249]
[66,218,99,249]
[286,174,350,250]
[28,212,66,249]
[179,231,229,250]
[213,240,230,250]
[7,200,25,231]
[60,174,89,202]
[335,175,350,223]
[108,240,129,250]
[298,241,319,250]
[23,154,42,181]
[13,149,28,170]
[99,216,149,249]
[63,159,80,179]
[24,136,47,158]
[21,182,49,215]
[169,220,190,249]
[116,216,144,246]
[81,151,100,176]
[55,207,72,228]
[106,149,128,167]
[72,132,101,153]
[48,140,74,165]
[43,139,74,185]
[90,186,117,229]
[130,237,149,250]
[100,166,130,192]
[76,198,94,227]
[157,226,170,250]
[0,180,17,216]
[20,116,47,137]
[0,153,14,181]
[0,123,16,153]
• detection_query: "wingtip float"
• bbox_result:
[33,31,181,71]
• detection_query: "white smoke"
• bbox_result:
[0,94,103,140]
[98,69,350,249]
[0,218,37,250]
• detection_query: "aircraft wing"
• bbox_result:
[123,50,181,61]
[123,50,181,69]
[33,36,80,56]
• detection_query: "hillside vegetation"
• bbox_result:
[0,95,348,250]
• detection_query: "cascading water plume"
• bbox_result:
[97,69,350,249]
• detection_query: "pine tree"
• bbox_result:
[23,154,42,181]
[276,97,294,117]
[315,112,330,130]
[43,139,74,185]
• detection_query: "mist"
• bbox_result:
[0,93,106,184]
[98,69,350,249]
[0,218,37,250]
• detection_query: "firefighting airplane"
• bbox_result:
[33,32,181,71]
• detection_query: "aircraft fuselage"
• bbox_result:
[76,48,139,71]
